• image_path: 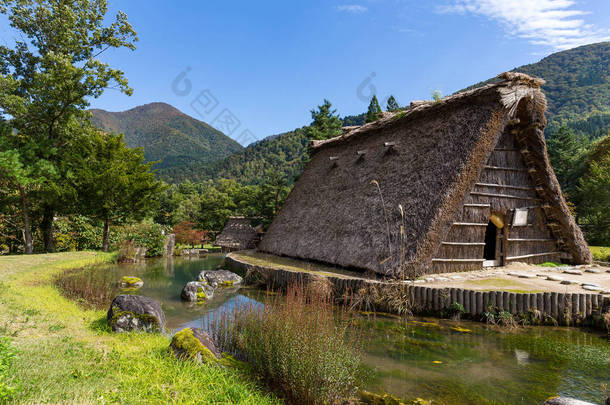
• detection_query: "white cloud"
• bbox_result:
[438,0,610,49]
[336,5,368,14]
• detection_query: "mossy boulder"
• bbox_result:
[107,294,165,333]
[181,281,214,302]
[169,327,221,364]
[119,276,144,289]
[197,270,242,288]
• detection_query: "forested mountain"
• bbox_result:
[464,42,609,139]
[158,127,310,184]
[90,103,243,170]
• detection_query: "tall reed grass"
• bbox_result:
[55,266,118,309]
[209,284,366,405]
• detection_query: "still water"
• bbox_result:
[94,255,610,404]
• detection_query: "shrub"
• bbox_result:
[444,302,465,320]
[209,285,365,405]
[114,223,167,257]
[0,337,17,402]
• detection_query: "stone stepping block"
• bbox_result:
[581,282,601,287]
[584,269,600,274]
[436,277,450,282]
[600,290,610,295]
[518,273,536,279]
[450,275,464,280]
[536,274,548,278]
[562,269,583,275]
[582,285,603,292]
[507,272,524,277]
[547,275,564,282]
[560,280,578,285]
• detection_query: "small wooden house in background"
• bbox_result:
[215,216,260,253]
[259,72,592,278]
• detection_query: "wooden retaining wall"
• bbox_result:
[226,253,610,326]
[409,286,610,325]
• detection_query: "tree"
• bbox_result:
[386,95,400,112]
[365,95,382,123]
[547,126,589,197]
[71,130,162,252]
[575,135,610,245]
[307,99,343,141]
[0,0,137,251]
[256,170,290,228]
[0,122,57,253]
[173,221,206,248]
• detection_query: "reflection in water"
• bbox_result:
[89,256,609,404]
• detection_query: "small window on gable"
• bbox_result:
[513,208,528,226]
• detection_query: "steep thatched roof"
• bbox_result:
[215,217,258,250]
[259,72,591,276]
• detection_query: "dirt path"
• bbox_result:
[419,262,610,294]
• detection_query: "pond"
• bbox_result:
[69,256,610,404]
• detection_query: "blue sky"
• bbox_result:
[2,0,609,144]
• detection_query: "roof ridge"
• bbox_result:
[311,72,545,151]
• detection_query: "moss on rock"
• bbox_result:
[170,328,221,364]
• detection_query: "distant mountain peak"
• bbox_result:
[90,102,243,171]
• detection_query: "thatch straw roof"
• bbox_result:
[215,216,258,250]
[259,72,591,277]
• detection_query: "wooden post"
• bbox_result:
[457,289,464,308]
[543,293,551,315]
[536,293,544,314]
[572,294,579,322]
[482,292,490,313]
[592,294,599,315]
[516,294,523,314]
[464,289,471,315]
[432,289,439,311]
[450,288,457,306]
[502,292,510,311]
[579,294,586,318]
[550,292,558,319]
[509,293,517,313]
[476,292,483,315]
[489,291,497,311]
[470,291,477,315]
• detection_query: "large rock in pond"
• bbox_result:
[181,281,214,302]
[543,397,596,405]
[169,327,221,364]
[197,270,242,288]
[107,295,165,333]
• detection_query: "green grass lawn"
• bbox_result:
[590,246,610,262]
[0,252,279,404]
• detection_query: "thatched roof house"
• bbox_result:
[259,72,592,277]
[215,216,259,252]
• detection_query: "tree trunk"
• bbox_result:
[18,185,33,254]
[102,217,110,252]
[41,206,56,253]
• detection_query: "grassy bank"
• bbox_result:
[0,252,279,404]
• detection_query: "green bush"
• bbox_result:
[0,337,17,402]
[114,223,167,257]
[209,285,365,404]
